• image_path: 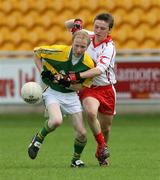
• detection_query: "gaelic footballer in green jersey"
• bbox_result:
[28,30,95,168]
[34,44,94,92]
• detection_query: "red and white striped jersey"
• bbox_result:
[86,34,116,86]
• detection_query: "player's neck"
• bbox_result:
[72,54,81,65]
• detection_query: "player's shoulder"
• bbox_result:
[50,45,70,51]
[83,52,95,68]
[104,38,116,52]
[106,41,115,50]
[34,45,70,54]
[106,36,116,47]
[45,45,70,52]
[34,45,71,62]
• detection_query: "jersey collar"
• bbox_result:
[68,48,84,68]
[91,35,112,48]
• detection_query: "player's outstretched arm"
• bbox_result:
[63,68,101,83]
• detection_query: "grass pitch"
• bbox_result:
[0,113,160,180]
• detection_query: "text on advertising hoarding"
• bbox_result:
[115,62,160,99]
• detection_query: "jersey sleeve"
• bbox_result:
[34,45,55,58]
[96,45,116,73]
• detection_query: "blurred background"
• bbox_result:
[0,0,160,50]
[0,0,160,113]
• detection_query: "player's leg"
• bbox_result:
[82,97,108,166]
[61,92,86,167]
[38,103,63,142]
[70,112,87,167]
[28,103,63,159]
[82,97,105,146]
[98,113,113,146]
[96,85,116,165]
[98,113,113,165]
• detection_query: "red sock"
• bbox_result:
[95,132,105,146]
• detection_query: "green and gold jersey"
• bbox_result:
[34,45,95,93]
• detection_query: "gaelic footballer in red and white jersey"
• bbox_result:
[86,33,116,86]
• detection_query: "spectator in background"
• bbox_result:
[27,30,95,168]
[65,13,116,166]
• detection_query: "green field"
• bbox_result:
[0,113,160,180]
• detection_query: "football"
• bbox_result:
[21,82,43,104]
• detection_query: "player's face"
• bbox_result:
[93,20,110,43]
[72,37,88,58]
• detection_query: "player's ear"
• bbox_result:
[108,28,112,34]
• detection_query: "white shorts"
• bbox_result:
[43,87,82,115]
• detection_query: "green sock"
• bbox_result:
[72,138,87,161]
[37,128,48,143]
[37,120,55,143]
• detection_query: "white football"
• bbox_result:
[21,82,43,104]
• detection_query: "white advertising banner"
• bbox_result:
[1,57,160,105]
[0,58,41,104]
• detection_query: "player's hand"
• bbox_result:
[53,73,71,87]
[58,78,71,87]
[54,72,82,87]
[41,70,55,81]
[66,72,81,82]
[71,19,83,34]
[54,74,64,82]
[55,74,71,87]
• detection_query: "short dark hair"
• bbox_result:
[94,13,114,30]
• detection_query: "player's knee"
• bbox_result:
[48,118,63,129]
[102,123,112,130]
[78,129,87,140]
[86,109,97,120]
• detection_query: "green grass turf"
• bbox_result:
[0,113,160,180]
